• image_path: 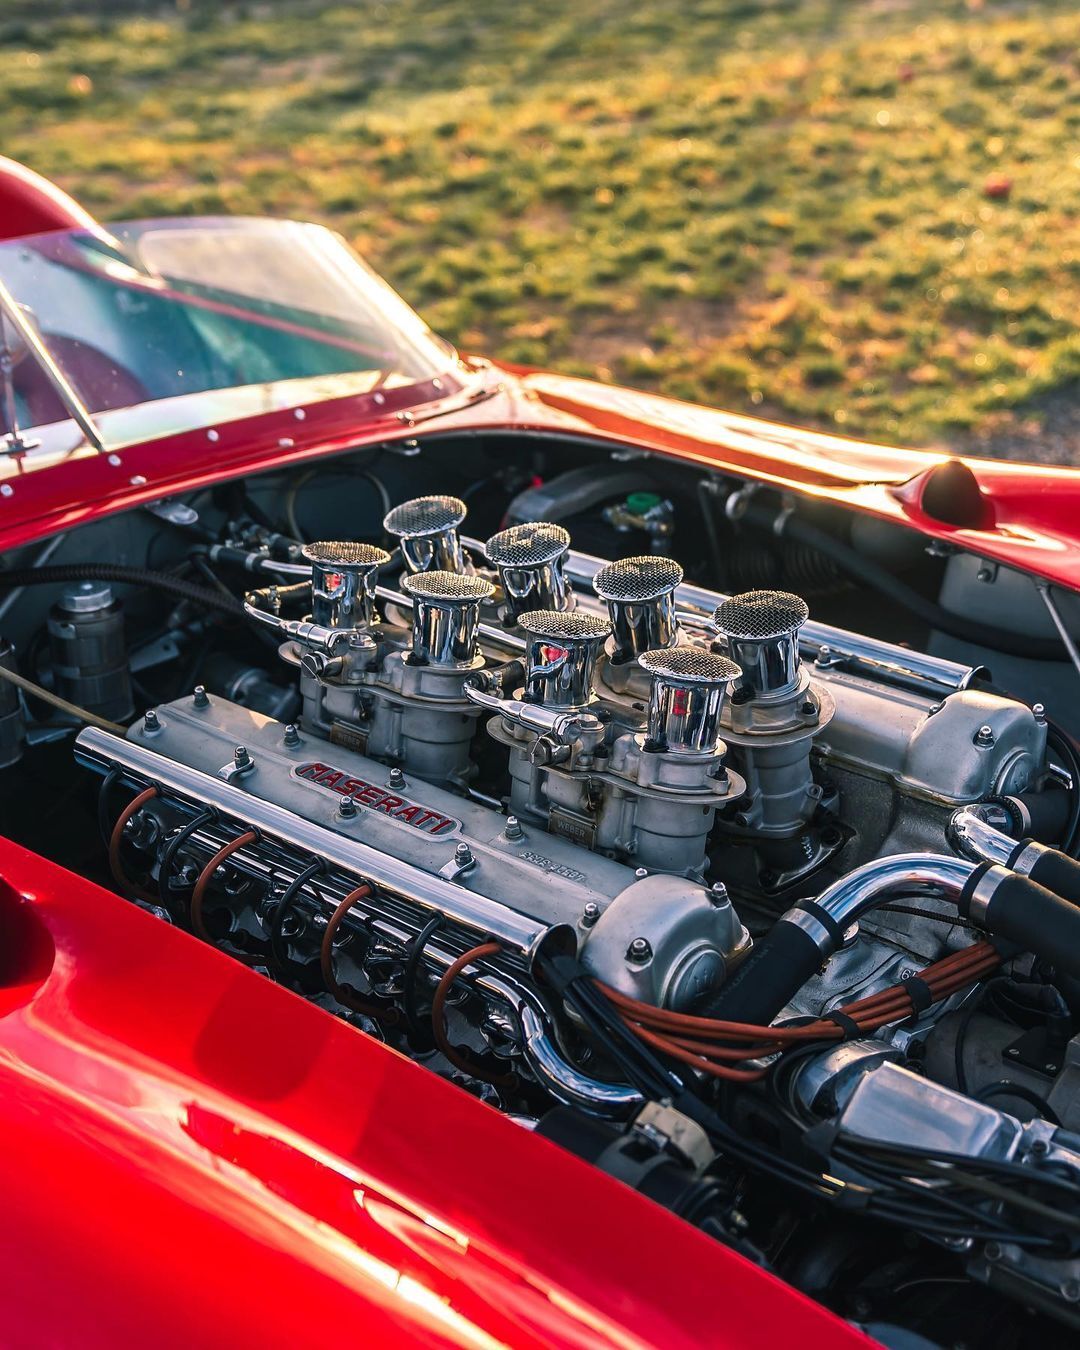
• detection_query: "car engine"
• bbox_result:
[5,442,1080,1348]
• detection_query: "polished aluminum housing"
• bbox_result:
[383,495,467,573]
[714,589,809,697]
[401,570,495,667]
[485,522,572,620]
[592,555,683,663]
[518,609,611,709]
[301,540,390,630]
[638,646,741,755]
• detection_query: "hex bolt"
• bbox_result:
[709,881,731,908]
[192,685,209,709]
[1029,1137,1050,1157]
[143,709,160,732]
[504,814,524,841]
[338,794,358,819]
[455,842,474,867]
[927,702,943,717]
[387,767,406,789]
[974,724,995,748]
[1032,702,1047,725]
[581,901,600,928]
[815,645,832,667]
[283,723,300,747]
[626,937,653,965]
[233,745,252,769]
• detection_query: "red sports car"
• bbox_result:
[1,155,1079,1348]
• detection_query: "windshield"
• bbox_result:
[0,218,456,450]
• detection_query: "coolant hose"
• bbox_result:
[0,563,244,618]
[697,853,976,1026]
[737,500,1068,662]
[959,864,1080,979]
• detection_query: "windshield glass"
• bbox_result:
[0,218,455,449]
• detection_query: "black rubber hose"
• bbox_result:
[739,502,1068,662]
[693,918,827,1026]
[1006,840,1080,907]
[0,563,244,618]
[959,864,1080,980]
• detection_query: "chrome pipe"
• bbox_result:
[948,804,1021,867]
[464,683,603,742]
[517,1003,643,1115]
[785,853,978,956]
[75,725,562,960]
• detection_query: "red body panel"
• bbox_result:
[0,156,101,240]
[0,839,869,1347]
[2,365,1079,587]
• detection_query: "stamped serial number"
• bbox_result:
[520,850,588,883]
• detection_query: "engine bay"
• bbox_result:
[4,430,1080,1347]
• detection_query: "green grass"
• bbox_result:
[1,0,1078,452]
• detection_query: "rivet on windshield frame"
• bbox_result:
[432,377,443,391]
[207,429,219,443]
[107,453,122,467]
[0,484,13,498]
[373,392,386,406]
[130,475,147,487]
[396,411,414,425]
[278,437,294,449]
[294,408,306,421]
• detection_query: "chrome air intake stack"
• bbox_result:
[365,571,497,788]
[711,589,836,878]
[586,645,746,873]
[485,522,573,624]
[401,571,495,668]
[593,555,683,663]
[639,646,741,756]
[383,495,467,574]
[714,589,808,699]
[519,609,611,710]
[302,540,389,634]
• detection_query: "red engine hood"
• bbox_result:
[0,839,869,1347]
[1,363,1078,591]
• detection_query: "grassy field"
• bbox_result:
[1,0,1078,454]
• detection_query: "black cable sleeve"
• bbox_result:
[740,502,1068,662]
[269,859,324,973]
[158,806,215,907]
[1004,789,1072,845]
[403,914,443,1047]
[0,563,244,618]
[1008,840,1080,906]
[693,918,828,1025]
